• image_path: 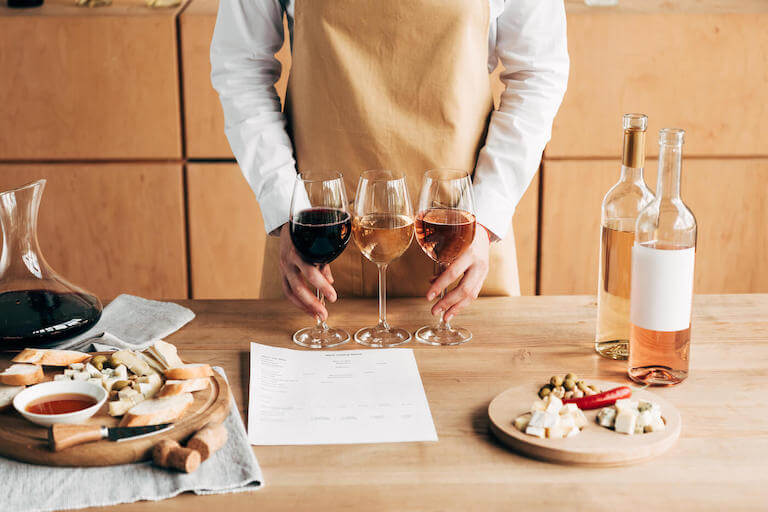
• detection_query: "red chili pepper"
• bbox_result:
[563,386,632,410]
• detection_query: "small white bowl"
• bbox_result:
[13,380,107,427]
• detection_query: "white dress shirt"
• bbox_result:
[211,0,569,241]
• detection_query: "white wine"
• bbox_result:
[352,213,414,264]
[595,226,634,358]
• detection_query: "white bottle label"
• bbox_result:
[630,244,695,332]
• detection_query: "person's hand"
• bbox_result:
[426,225,491,322]
[278,224,337,321]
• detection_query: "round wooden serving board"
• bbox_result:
[0,355,231,467]
[488,380,681,466]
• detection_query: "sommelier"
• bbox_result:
[211,0,569,321]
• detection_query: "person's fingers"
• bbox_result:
[431,264,484,317]
[444,295,474,323]
[426,252,472,301]
[281,276,312,316]
[285,267,327,320]
[298,263,337,302]
[320,264,334,284]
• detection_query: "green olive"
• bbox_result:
[576,380,589,392]
[565,372,577,382]
[563,378,576,391]
[538,386,552,398]
[588,384,600,392]
[549,375,564,387]
[90,355,108,371]
[113,380,131,391]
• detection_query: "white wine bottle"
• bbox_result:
[595,114,654,360]
[629,128,696,385]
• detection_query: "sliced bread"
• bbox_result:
[119,393,193,427]
[149,340,184,369]
[0,364,44,386]
[0,384,25,411]
[157,378,209,397]
[12,348,90,366]
[164,364,213,380]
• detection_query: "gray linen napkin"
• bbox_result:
[48,294,195,352]
[1,368,262,512]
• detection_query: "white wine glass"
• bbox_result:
[289,171,352,349]
[352,170,414,347]
[414,169,476,346]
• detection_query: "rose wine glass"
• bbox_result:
[414,169,476,346]
[352,170,414,347]
[289,171,352,348]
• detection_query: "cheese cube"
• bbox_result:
[566,426,581,437]
[531,400,547,412]
[637,410,654,429]
[85,363,101,377]
[529,410,559,429]
[545,395,563,415]
[614,409,638,435]
[525,425,546,438]
[101,368,115,377]
[114,365,128,380]
[546,424,565,439]
[560,403,579,415]
[118,387,139,399]
[597,407,617,428]
[72,372,89,381]
[572,409,588,429]
[615,399,638,413]
[559,414,576,432]
[644,416,666,433]
[53,374,70,382]
[514,414,531,431]
[69,363,85,371]
[63,369,78,377]
[638,400,660,414]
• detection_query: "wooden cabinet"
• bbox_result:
[0,0,183,160]
[540,158,768,295]
[180,0,291,158]
[0,163,188,301]
[550,1,768,158]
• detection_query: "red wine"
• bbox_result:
[0,290,102,346]
[415,208,476,264]
[290,207,351,265]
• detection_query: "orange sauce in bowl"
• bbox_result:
[25,393,97,415]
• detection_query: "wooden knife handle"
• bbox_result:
[48,424,104,451]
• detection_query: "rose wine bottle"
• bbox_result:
[595,114,654,360]
[629,128,696,385]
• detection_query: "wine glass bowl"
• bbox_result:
[414,169,476,346]
[289,171,352,349]
[352,170,414,347]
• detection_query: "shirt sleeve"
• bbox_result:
[473,0,569,240]
[210,0,296,235]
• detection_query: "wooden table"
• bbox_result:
[74,295,768,509]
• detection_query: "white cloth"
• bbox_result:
[211,0,569,240]
[49,294,195,352]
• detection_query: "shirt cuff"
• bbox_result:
[473,185,515,242]
[258,181,294,236]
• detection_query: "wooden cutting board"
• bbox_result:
[488,380,681,466]
[0,356,231,467]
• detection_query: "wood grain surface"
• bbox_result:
[540,158,768,294]
[0,358,230,467]
[0,163,188,301]
[49,294,768,511]
[488,379,682,466]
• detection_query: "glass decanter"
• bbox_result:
[0,179,102,347]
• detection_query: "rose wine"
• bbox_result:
[414,208,475,264]
[352,213,413,264]
[595,226,635,358]
[290,207,351,265]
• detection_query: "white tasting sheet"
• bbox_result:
[247,343,438,445]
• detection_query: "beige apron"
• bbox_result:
[261,0,520,298]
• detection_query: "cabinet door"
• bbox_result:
[186,163,267,298]
[549,8,768,158]
[540,158,768,294]
[514,172,539,296]
[180,1,291,158]
[0,7,182,159]
[0,163,187,301]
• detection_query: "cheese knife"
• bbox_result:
[48,423,173,451]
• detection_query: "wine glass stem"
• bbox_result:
[436,262,450,331]
[377,263,389,330]
[315,266,329,331]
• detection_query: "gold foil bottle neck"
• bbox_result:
[622,129,646,169]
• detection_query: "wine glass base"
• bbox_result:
[354,325,412,348]
[415,325,472,346]
[293,326,350,349]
